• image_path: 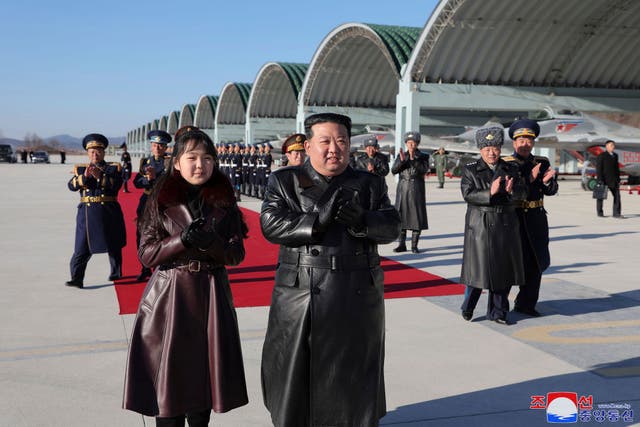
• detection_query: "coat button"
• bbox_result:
[312,286,321,294]
[311,249,320,256]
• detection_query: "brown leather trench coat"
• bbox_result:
[260,161,401,427]
[123,171,248,417]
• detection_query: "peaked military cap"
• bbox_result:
[509,119,540,140]
[475,126,504,149]
[282,133,306,154]
[82,133,109,150]
[363,134,379,147]
[404,131,421,144]
[147,130,172,145]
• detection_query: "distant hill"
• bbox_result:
[2,135,125,151]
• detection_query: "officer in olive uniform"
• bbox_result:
[132,130,171,281]
[354,134,390,177]
[66,134,126,288]
[504,119,558,317]
[281,133,306,167]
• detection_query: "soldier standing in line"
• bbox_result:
[504,119,558,317]
[132,130,172,282]
[66,134,126,288]
[229,143,242,201]
[248,144,259,198]
[261,143,273,199]
[433,147,448,188]
[391,131,430,253]
[241,144,251,196]
[120,143,132,193]
[353,134,390,177]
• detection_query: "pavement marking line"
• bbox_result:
[512,319,640,344]
[0,340,128,361]
[0,329,267,361]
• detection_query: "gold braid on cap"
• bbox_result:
[85,140,105,150]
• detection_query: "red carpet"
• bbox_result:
[114,175,463,315]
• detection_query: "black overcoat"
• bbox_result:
[354,152,390,177]
[391,150,429,230]
[596,151,620,189]
[459,159,525,291]
[123,171,248,417]
[260,161,400,427]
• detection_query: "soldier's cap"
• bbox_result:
[509,119,540,140]
[82,133,109,150]
[475,126,504,149]
[119,142,127,149]
[404,131,421,144]
[282,133,306,154]
[363,134,379,148]
[147,130,172,145]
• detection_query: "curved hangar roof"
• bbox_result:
[407,0,640,88]
[302,23,421,108]
[249,62,308,118]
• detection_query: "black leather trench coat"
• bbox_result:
[459,159,525,291]
[260,161,400,427]
[391,151,430,230]
[123,172,248,417]
[353,152,390,177]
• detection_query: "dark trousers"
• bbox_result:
[514,268,542,311]
[69,244,122,282]
[596,186,621,216]
[461,286,510,320]
[155,410,211,427]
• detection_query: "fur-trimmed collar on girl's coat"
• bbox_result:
[157,169,236,209]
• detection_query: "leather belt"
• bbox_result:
[143,189,152,195]
[516,200,544,209]
[80,196,117,204]
[475,205,515,213]
[280,252,379,271]
[160,260,222,272]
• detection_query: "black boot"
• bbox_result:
[393,230,407,252]
[136,267,152,282]
[411,230,421,253]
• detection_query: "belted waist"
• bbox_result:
[516,199,544,209]
[280,252,379,271]
[160,259,223,272]
[80,196,117,204]
[144,189,152,195]
[475,205,515,213]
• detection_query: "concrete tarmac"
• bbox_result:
[1,156,639,426]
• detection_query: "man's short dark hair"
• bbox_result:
[304,113,352,139]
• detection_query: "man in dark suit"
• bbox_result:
[596,140,623,218]
[66,134,126,288]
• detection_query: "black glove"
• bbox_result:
[335,191,365,231]
[181,217,216,250]
[314,188,343,232]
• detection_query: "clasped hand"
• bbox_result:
[181,217,221,250]
[335,191,365,231]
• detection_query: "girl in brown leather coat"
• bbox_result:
[123,127,249,427]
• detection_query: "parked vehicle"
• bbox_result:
[31,151,50,163]
[0,144,18,163]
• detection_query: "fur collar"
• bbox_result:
[157,169,236,209]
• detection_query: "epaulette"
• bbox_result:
[110,162,122,172]
[502,155,517,162]
[139,158,149,168]
[465,161,477,167]
[73,164,88,175]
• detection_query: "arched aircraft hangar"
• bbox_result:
[215,82,252,144]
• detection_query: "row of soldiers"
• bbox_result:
[216,142,272,201]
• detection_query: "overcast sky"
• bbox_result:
[0,0,438,140]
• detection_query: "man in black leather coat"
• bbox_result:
[353,134,390,177]
[260,113,400,427]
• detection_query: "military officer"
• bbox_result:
[66,134,126,288]
[132,130,171,281]
[260,143,273,199]
[120,143,132,193]
[353,134,390,177]
[504,119,558,317]
[280,133,306,167]
[433,147,448,188]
